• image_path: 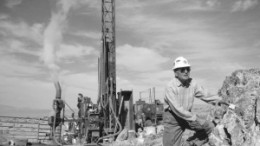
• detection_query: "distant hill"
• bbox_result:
[0,104,51,118]
[0,102,211,119]
[0,104,77,118]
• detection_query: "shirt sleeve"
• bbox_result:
[165,85,196,121]
[194,83,222,104]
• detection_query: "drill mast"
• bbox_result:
[98,0,116,133]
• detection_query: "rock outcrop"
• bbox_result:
[208,69,260,146]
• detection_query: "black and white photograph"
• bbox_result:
[0,0,260,145]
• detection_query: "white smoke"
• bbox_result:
[42,0,78,81]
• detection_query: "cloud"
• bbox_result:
[0,38,41,57]
[117,44,169,72]
[117,0,220,13]
[0,38,42,83]
[173,0,218,11]
[170,0,259,12]
[118,10,229,55]
[57,44,98,60]
[117,0,145,9]
[59,72,98,105]
[117,70,171,88]
[0,14,9,20]
[5,0,23,9]
[61,72,97,90]
[78,0,99,9]
[0,20,44,44]
[0,59,98,109]
[117,69,172,102]
[117,13,196,48]
[205,0,220,8]
[117,0,218,11]
[0,76,54,109]
[72,31,101,40]
[0,55,42,78]
[116,44,172,100]
[232,0,258,12]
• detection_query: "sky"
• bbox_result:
[0,0,260,110]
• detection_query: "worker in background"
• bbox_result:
[135,114,144,132]
[163,56,222,146]
[77,93,83,118]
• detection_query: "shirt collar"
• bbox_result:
[174,77,182,87]
[174,77,192,87]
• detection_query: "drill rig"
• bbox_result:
[68,0,134,144]
[48,0,135,145]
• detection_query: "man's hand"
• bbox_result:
[188,118,204,131]
[188,118,205,130]
[187,117,214,133]
[217,101,245,116]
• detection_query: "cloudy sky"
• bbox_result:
[0,0,259,110]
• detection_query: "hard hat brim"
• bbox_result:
[172,64,191,70]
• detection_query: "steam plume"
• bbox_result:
[42,0,77,81]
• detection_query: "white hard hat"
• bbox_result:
[172,56,191,70]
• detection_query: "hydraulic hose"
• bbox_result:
[96,95,122,144]
[54,82,61,99]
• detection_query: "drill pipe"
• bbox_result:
[54,81,61,99]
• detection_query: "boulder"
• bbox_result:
[208,68,260,146]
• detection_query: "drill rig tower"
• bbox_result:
[98,0,117,135]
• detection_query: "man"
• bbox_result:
[135,114,144,132]
[77,93,83,118]
[163,56,222,146]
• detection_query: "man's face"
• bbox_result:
[174,67,190,81]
